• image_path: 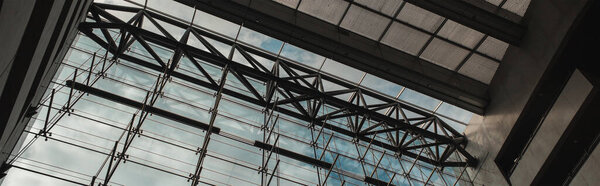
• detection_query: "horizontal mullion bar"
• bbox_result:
[80,22,456,143]
[92,3,440,118]
[253,140,332,169]
[77,17,476,166]
[65,80,221,134]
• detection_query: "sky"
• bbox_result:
[0,0,475,185]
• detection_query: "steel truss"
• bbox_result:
[76,2,476,177]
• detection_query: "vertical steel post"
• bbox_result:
[321,154,340,186]
[265,160,280,186]
[43,89,55,137]
[66,69,77,113]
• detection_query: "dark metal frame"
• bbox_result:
[77,3,477,170]
[53,6,481,184]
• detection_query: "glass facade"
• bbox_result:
[2,0,480,185]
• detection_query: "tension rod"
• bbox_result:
[265,160,280,186]
[86,52,95,86]
[65,69,77,113]
[262,134,280,174]
[321,154,339,186]
[42,89,55,139]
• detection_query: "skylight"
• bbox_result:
[1,0,483,185]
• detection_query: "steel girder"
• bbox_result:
[78,3,478,168]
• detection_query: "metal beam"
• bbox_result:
[77,28,474,167]
[254,140,332,169]
[365,176,394,186]
[76,4,478,167]
[171,0,489,114]
[65,80,221,134]
[80,21,461,150]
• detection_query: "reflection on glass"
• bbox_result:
[361,74,403,97]
[321,59,365,84]
[280,43,325,69]
[4,2,476,185]
[436,102,472,124]
[399,88,441,111]
[238,27,284,54]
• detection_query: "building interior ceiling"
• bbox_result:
[0,0,535,185]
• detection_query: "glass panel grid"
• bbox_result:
[2,1,480,185]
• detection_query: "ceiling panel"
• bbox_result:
[421,38,470,70]
[458,54,499,84]
[503,0,532,16]
[438,20,485,49]
[273,0,300,8]
[340,5,391,40]
[381,22,430,55]
[354,0,403,16]
[298,0,349,24]
[396,3,444,33]
[477,36,509,60]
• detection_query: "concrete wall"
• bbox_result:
[0,0,36,96]
[571,141,600,185]
[510,70,593,185]
[463,0,590,185]
[0,0,92,171]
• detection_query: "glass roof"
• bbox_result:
[0,0,488,185]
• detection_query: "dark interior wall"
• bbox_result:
[0,0,92,173]
[530,1,600,184]
[509,70,593,185]
[463,0,591,185]
[0,0,36,98]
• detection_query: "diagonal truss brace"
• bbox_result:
[77,3,477,168]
